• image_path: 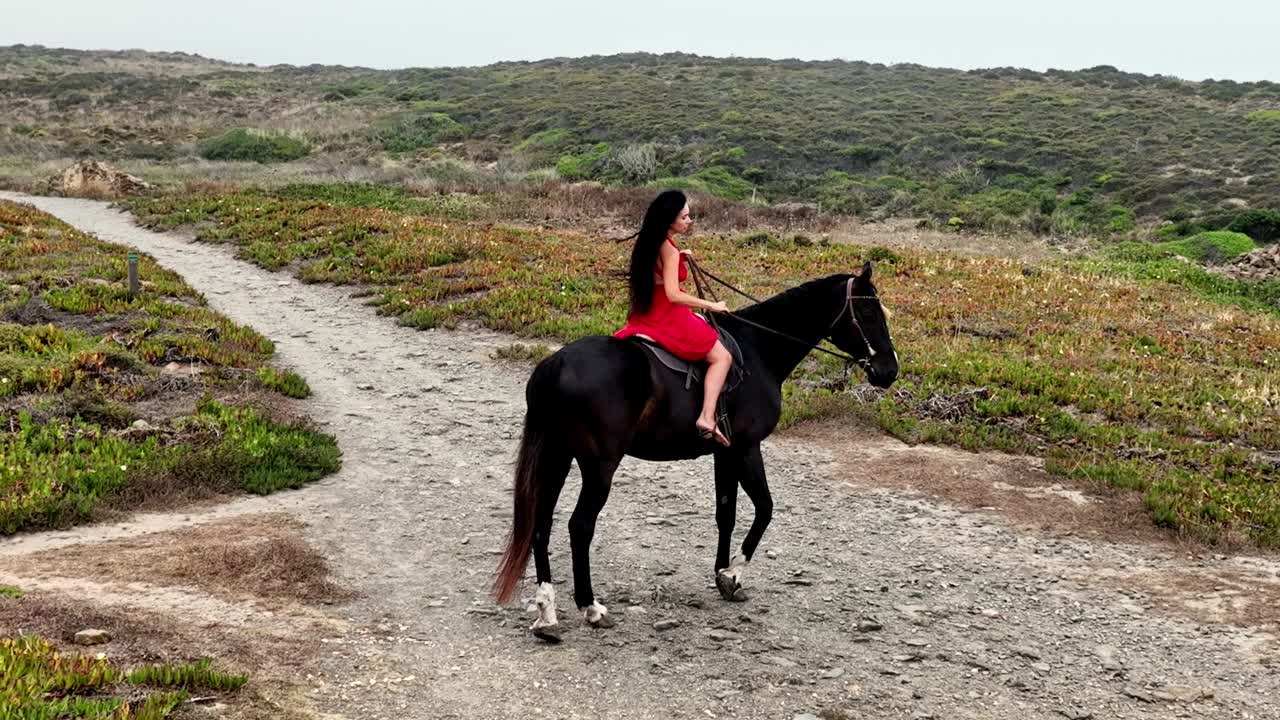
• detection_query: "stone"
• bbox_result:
[74,629,111,646]
[1122,686,1154,703]
[708,629,741,642]
[653,619,680,632]
[48,160,154,199]
[1152,686,1213,703]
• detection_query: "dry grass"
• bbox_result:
[13,514,354,606]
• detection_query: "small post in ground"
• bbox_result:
[127,252,139,298]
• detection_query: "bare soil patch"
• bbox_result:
[794,419,1192,549]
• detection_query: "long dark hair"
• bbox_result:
[626,190,687,316]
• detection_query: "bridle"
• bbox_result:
[827,277,881,368]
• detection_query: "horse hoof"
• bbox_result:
[588,614,616,629]
[532,623,562,643]
[716,571,748,602]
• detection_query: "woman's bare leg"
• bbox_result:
[696,341,732,446]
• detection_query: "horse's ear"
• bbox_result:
[860,260,873,281]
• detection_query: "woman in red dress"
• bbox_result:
[615,190,733,446]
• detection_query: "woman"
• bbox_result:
[615,190,733,447]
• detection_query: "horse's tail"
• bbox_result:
[492,355,561,604]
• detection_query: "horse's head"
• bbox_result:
[827,261,898,388]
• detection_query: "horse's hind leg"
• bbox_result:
[569,456,618,628]
[530,448,571,642]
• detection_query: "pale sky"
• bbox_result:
[3,0,1277,82]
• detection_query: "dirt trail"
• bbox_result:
[2,192,1278,720]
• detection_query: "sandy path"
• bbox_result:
[2,191,1277,720]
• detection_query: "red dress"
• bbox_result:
[614,239,718,361]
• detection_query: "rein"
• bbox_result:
[684,256,878,367]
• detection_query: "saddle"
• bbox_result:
[634,327,746,393]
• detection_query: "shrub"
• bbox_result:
[1157,231,1256,264]
[611,143,658,183]
[198,128,309,163]
[556,142,611,181]
[1246,109,1280,124]
[375,112,466,153]
[1107,205,1136,233]
[1226,208,1280,244]
[657,166,757,203]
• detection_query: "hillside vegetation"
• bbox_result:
[125,185,1280,547]
[1,45,1278,239]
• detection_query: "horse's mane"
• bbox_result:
[733,273,851,324]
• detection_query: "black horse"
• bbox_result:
[493,263,898,641]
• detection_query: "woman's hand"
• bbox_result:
[707,300,728,313]
[679,249,694,258]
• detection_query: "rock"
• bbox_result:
[820,667,845,679]
[708,629,741,642]
[74,629,111,646]
[766,655,799,668]
[1014,646,1041,660]
[49,160,154,199]
[1030,663,1052,674]
[1152,686,1213,703]
[653,619,680,632]
[793,714,820,720]
[161,361,203,376]
[1221,244,1280,281]
[857,620,884,632]
[904,638,929,647]
[1058,709,1092,720]
[1122,686,1154,703]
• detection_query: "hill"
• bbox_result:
[1,45,1278,238]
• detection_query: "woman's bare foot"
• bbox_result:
[696,418,730,447]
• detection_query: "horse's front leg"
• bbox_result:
[713,449,746,601]
[713,444,771,602]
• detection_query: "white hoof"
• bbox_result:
[529,582,560,641]
[716,555,750,602]
[583,601,615,628]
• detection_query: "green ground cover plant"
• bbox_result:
[1,635,246,720]
[0,199,340,534]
